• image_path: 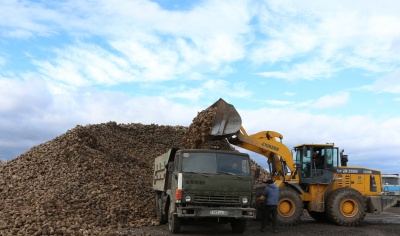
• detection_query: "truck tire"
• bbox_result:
[326,188,366,226]
[155,193,167,224]
[277,187,303,225]
[231,219,246,233]
[168,204,181,234]
[308,211,329,222]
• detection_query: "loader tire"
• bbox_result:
[326,188,366,226]
[168,204,181,234]
[277,187,303,225]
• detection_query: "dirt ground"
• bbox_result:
[128,207,400,236]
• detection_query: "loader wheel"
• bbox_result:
[231,219,246,233]
[277,187,303,225]
[168,204,181,234]
[326,188,366,226]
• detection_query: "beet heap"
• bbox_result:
[0,108,268,235]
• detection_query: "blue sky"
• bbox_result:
[1,0,400,174]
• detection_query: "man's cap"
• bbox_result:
[264,179,274,184]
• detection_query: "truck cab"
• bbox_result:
[153,148,256,234]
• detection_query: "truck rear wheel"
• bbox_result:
[326,188,366,226]
[231,219,246,233]
[277,187,303,225]
[155,193,167,224]
[168,204,181,234]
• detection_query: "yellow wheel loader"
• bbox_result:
[207,98,397,226]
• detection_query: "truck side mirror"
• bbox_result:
[168,162,174,173]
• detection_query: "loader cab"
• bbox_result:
[295,144,339,185]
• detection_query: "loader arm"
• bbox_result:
[207,98,298,181]
[228,126,297,181]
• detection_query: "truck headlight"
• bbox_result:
[185,195,192,202]
[242,197,248,204]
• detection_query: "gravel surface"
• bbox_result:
[128,207,400,236]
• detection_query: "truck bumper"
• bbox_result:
[177,206,256,219]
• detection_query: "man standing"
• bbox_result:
[261,179,279,233]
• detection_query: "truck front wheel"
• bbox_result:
[168,204,181,234]
[231,219,246,233]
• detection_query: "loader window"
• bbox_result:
[324,148,338,168]
[299,149,312,178]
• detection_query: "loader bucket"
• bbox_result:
[209,98,242,137]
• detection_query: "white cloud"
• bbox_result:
[0,1,57,38]
[32,43,136,87]
[239,106,400,173]
[1,0,253,87]
[0,78,51,113]
[252,0,400,80]
[312,92,350,109]
[364,69,400,94]
[284,92,295,97]
[263,100,294,106]
[1,0,400,177]
[257,60,337,81]
[164,79,252,101]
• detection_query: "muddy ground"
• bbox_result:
[129,207,400,236]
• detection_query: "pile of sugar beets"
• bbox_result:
[0,105,268,235]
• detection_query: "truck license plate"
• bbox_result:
[210,210,228,216]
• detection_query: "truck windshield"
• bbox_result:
[181,152,251,176]
[382,177,400,185]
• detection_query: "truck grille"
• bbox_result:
[194,195,240,205]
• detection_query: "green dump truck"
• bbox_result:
[153,148,257,234]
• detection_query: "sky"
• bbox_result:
[1,0,400,174]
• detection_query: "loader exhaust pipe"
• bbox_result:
[209,98,242,138]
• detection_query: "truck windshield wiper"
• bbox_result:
[220,171,235,175]
[219,172,242,179]
[185,171,209,177]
